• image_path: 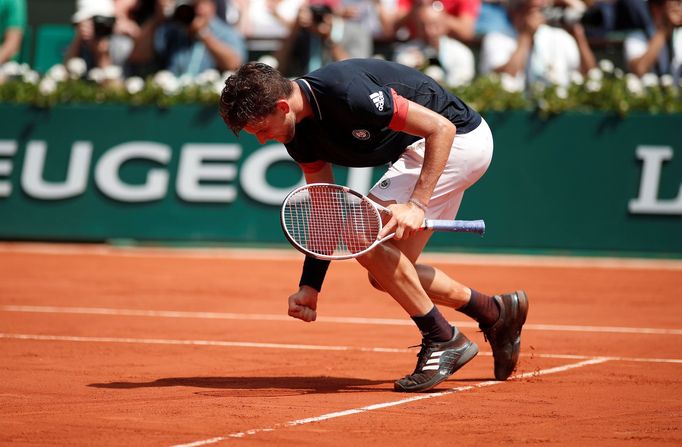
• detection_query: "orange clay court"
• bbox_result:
[1,242,681,446]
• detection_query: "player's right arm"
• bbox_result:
[287,161,334,322]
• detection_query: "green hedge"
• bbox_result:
[1,60,680,116]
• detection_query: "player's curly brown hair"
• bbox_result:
[219,62,294,135]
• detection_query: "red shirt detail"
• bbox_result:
[398,0,480,17]
[299,160,327,174]
[388,89,410,131]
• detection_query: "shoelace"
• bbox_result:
[408,340,432,373]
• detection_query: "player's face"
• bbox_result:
[244,108,295,144]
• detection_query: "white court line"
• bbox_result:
[1,242,681,270]
[169,358,611,447]
[3,305,682,336]
[2,333,682,364]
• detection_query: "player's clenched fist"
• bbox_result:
[288,285,319,322]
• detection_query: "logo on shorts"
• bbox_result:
[352,129,370,140]
[369,91,385,111]
[379,178,391,189]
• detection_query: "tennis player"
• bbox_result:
[219,59,529,392]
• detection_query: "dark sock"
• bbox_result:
[411,306,454,341]
[457,289,500,327]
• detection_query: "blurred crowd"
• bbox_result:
[1,0,681,92]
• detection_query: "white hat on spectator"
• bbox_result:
[72,0,115,23]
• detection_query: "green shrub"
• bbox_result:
[1,60,680,115]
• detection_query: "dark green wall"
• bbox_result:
[0,105,680,255]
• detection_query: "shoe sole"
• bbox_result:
[394,341,479,393]
[494,290,529,381]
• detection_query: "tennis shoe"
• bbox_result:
[394,327,478,393]
[481,290,529,380]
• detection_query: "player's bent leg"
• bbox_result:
[414,264,471,308]
[394,326,478,392]
[367,273,384,291]
[480,290,529,380]
[355,240,433,317]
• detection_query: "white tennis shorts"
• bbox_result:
[369,118,494,220]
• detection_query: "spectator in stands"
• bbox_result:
[623,0,681,79]
[128,0,246,76]
[231,0,303,41]
[0,0,26,64]
[274,0,357,76]
[478,0,596,90]
[65,0,126,72]
[476,0,514,35]
[391,0,481,86]
[272,0,396,76]
[580,0,655,39]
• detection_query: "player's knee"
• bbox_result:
[367,273,385,292]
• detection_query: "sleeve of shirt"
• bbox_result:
[7,0,27,29]
[344,81,397,130]
[452,0,481,19]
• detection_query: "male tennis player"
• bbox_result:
[219,59,529,392]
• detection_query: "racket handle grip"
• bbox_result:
[424,219,485,235]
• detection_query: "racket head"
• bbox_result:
[280,183,383,260]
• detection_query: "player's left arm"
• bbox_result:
[287,160,334,323]
[379,99,456,239]
[300,161,334,184]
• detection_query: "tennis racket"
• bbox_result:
[280,183,485,260]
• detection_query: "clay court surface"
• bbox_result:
[1,243,681,446]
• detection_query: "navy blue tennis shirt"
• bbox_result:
[285,59,482,169]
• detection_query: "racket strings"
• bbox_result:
[283,185,381,257]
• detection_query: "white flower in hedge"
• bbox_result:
[0,61,20,77]
[258,54,278,69]
[125,76,145,95]
[556,85,568,99]
[153,70,173,84]
[395,47,425,69]
[178,73,195,89]
[22,70,40,84]
[424,65,445,84]
[39,77,57,95]
[46,64,68,82]
[501,72,523,92]
[587,67,602,81]
[660,74,673,88]
[195,68,220,85]
[614,68,624,79]
[87,67,105,83]
[221,70,235,81]
[641,73,658,88]
[213,80,225,95]
[598,59,614,74]
[625,73,643,96]
[570,71,584,86]
[586,79,602,92]
[66,58,87,79]
[153,70,180,94]
[103,65,122,81]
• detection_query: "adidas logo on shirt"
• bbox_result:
[369,91,384,111]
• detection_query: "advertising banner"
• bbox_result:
[0,105,680,255]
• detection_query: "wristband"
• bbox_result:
[299,256,331,292]
[408,198,428,213]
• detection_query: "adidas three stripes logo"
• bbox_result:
[421,350,446,371]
